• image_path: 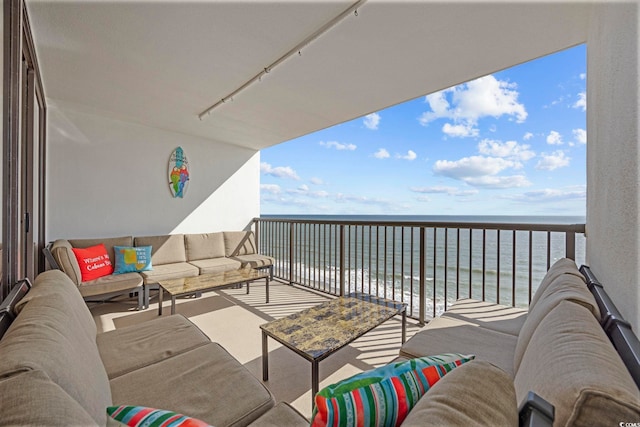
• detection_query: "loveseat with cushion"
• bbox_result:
[46,230,274,309]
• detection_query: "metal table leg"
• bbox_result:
[171,296,176,315]
[266,276,270,304]
[311,360,319,411]
[402,308,407,344]
[262,331,269,381]
[158,287,164,316]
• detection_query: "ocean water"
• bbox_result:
[259,215,586,317]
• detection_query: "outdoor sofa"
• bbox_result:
[398,258,640,426]
[0,269,306,426]
[45,230,274,309]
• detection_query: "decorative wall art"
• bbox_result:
[168,146,190,198]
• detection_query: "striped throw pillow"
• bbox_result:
[311,353,475,427]
[107,406,212,427]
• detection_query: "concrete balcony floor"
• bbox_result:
[90,279,422,418]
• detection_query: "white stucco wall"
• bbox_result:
[587,2,640,330]
[46,102,260,240]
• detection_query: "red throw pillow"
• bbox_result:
[72,244,114,282]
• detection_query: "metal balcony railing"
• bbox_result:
[252,217,586,325]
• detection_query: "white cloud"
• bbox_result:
[573,128,587,144]
[434,156,518,178]
[433,155,530,188]
[442,122,479,138]
[579,73,586,80]
[573,92,586,111]
[410,186,458,194]
[478,139,535,162]
[503,187,586,203]
[260,184,281,194]
[373,148,390,159]
[310,177,324,185]
[396,150,417,161]
[363,113,381,130]
[260,162,300,180]
[464,175,531,188]
[523,132,534,140]
[455,190,480,197]
[419,75,527,138]
[546,130,563,145]
[320,141,356,151]
[416,195,432,202]
[334,193,397,209]
[536,151,570,171]
[285,185,330,198]
[410,186,478,196]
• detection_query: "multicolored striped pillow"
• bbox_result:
[107,405,212,427]
[311,353,475,427]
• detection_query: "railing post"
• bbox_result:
[289,222,294,285]
[419,227,426,326]
[254,218,260,252]
[339,224,345,296]
[566,231,576,260]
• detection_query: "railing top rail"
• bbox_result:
[253,217,585,233]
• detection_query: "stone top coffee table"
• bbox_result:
[157,268,269,315]
[260,292,407,408]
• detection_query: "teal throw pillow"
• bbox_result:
[113,246,152,274]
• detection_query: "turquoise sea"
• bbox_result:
[259,215,586,316]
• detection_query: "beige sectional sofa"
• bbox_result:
[46,231,274,309]
[399,258,640,426]
[0,269,306,427]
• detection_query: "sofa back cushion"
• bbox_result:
[0,270,111,425]
[52,236,132,285]
[513,270,600,371]
[529,257,586,310]
[134,234,186,265]
[514,301,640,426]
[69,236,134,269]
[185,232,226,261]
[0,369,99,426]
[401,361,518,427]
[224,231,257,257]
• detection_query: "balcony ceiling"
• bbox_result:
[27,0,591,150]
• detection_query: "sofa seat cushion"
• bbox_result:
[110,343,275,427]
[186,233,226,261]
[97,314,211,379]
[189,257,242,274]
[0,370,99,426]
[247,402,308,427]
[0,271,112,425]
[78,272,143,298]
[230,254,275,269]
[401,361,518,427]
[399,316,517,376]
[441,298,528,336]
[139,262,199,284]
[514,300,640,426]
[134,234,187,265]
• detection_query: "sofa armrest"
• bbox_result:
[48,239,82,285]
[518,391,554,427]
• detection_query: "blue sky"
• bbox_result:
[260,44,586,216]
